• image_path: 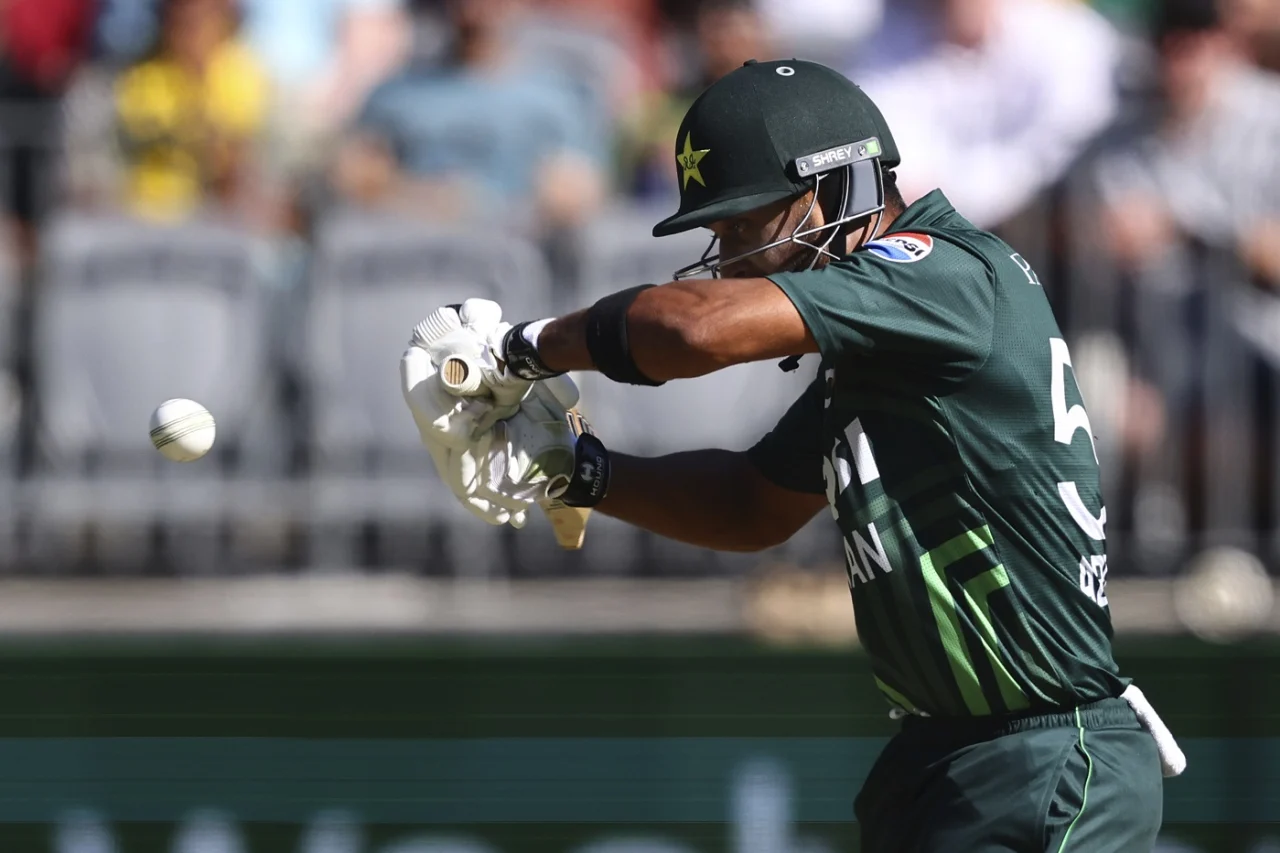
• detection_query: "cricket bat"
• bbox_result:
[441,354,592,550]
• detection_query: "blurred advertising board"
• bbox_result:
[0,636,1276,851]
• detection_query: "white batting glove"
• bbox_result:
[460,377,584,524]
[412,299,534,435]
[402,342,518,525]
[402,299,579,528]
[400,299,518,525]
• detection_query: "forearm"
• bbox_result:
[598,450,780,552]
[534,286,726,381]
[533,278,815,381]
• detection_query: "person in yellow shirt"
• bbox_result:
[114,0,269,221]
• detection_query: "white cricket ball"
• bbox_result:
[149,398,217,462]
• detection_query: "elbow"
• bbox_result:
[716,538,777,555]
[723,518,796,554]
[669,315,734,375]
[753,525,797,553]
[735,538,785,555]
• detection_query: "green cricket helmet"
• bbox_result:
[654,58,900,279]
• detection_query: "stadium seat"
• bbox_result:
[573,204,817,452]
[0,226,20,568]
[571,203,706,309]
[303,212,555,575]
[23,213,295,573]
[573,205,823,574]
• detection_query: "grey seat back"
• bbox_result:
[34,215,270,474]
[307,213,553,471]
[575,204,708,303]
[574,206,816,454]
[0,226,21,473]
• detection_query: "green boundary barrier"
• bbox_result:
[0,634,1271,738]
[0,635,1275,851]
[0,736,1273,823]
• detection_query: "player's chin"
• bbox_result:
[721,249,790,279]
[718,257,762,279]
[766,246,829,275]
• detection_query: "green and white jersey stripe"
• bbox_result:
[752,191,1123,718]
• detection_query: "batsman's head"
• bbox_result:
[653,59,901,279]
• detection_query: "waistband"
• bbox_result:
[901,697,1138,739]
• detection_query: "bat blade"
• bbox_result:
[542,406,592,550]
[543,497,591,549]
[437,353,590,550]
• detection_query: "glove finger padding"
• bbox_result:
[421,315,534,437]
[403,300,586,529]
[448,433,518,526]
[403,345,517,526]
[451,426,538,523]
[457,298,504,333]
[465,383,578,517]
[401,346,496,450]
[413,299,502,350]
[404,300,538,528]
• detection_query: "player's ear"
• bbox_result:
[882,169,905,213]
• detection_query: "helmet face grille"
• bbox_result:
[671,160,886,281]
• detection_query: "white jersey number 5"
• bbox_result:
[1050,337,1108,606]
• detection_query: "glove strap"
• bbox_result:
[547,430,610,508]
[503,321,564,381]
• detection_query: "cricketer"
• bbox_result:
[401,59,1185,852]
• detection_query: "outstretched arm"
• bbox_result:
[532,277,817,381]
[404,299,827,546]
[599,449,827,552]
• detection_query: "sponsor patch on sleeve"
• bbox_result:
[864,232,934,264]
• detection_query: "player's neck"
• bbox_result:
[843,207,901,254]
[877,202,905,236]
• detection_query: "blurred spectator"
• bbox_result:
[240,0,411,175]
[617,0,771,201]
[753,0,882,70]
[0,0,96,251]
[333,0,607,231]
[1225,0,1280,71]
[93,0,160,65]
[1091,0,1280,540]
[1090,0,1160,33]
[855,0,1122,230]
[0,0,96,94]
[509,0,658,121]
[106,0,272,223]
[1095,0,1280,287]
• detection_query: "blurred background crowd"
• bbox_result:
[0,0,1276,582]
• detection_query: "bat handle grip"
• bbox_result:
[440,355,486,397]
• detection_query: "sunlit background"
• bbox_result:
[0,0,1277,850]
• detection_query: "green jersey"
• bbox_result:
[749,190,1123,718]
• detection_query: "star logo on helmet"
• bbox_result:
[677,133,710,190]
